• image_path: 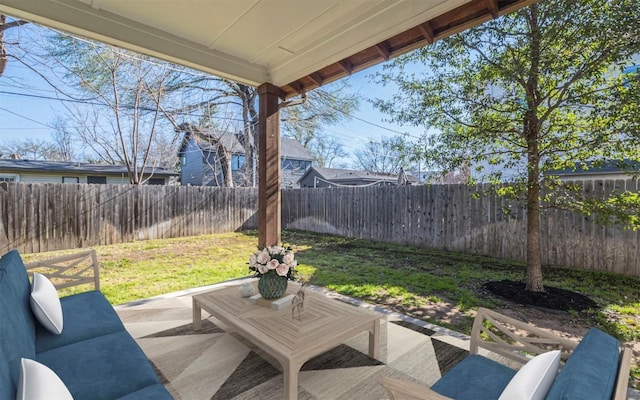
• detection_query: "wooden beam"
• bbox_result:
[338,59,353,75]
[374,42,390,61]
[308,72,324,86]
[258,82,282,248]
[485,0,499,18]
[418,21,434,44]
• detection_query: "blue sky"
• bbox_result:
[0,22,426,167]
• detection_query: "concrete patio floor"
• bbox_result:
[113,279,473,399]
[114,279,640,400]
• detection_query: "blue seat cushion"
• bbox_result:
[546,328,620,400]
[0,250,37,400]
[431,354,516,400]
[36,290,125,353]
[36,331,162,400]
[115,384,173,400]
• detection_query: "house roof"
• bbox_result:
[179,131,314,161]
[0,159,177,176]
[281,138,314,161]
[299,166,404,185]
[177,130,245,157]
[0,0,538,99]
[549,159,640,176]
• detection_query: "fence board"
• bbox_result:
[1,183,259,255]
[3,181,639,278]
[282,183,640,277]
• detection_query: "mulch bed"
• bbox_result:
[485,280,598,312]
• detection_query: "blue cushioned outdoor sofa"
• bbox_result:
[0,249,173,400]
[380,307,632,400]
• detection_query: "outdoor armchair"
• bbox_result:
[379,307,631,400]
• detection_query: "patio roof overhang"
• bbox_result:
[0,0,538,247]
[0,0,537,99]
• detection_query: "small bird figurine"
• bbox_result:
[291,282,305,320]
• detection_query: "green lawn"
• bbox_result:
[22,229,640,387]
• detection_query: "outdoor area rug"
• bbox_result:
[115,285,471,400]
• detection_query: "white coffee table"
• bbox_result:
[192,282,381,400]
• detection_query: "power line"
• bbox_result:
[0,127,52,130]
[321,91,424,140]
[8,21,422,144]
[0,89,248,121]
[0,107,56,129]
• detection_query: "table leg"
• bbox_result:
[283,360,301,400]
[192,298,202,331]
[369,318,380,359]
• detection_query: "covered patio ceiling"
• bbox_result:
[0,0,538,248]
[1,0,537,98]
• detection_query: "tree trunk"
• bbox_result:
[0,15,7,77]
[524,3,544,292]
[238,84,258,187]
[526,169,543,292]
[216,143,234,188]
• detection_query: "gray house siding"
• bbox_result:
[180,140,204,186]
[179,133,313,188]
[298,169,331,188]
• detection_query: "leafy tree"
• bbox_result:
[372,0,640,291]
[354,136,406,174]
[281,84,357,170]
[281,83,358,148]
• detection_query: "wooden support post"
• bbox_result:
[258,83,282,248]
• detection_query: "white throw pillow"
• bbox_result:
[498,350,561,400]
[30,273,63,334]
[16,358,73,400]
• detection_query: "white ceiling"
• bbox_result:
[0,0,470,87]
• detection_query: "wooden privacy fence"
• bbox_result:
[0,183,257,254]
[282,181,640,277]
[2,180,639,277]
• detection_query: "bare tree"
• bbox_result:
[164,76,358,186]
[354,136,406,174]
[310,136,348,168]
[50,117,75,161]
[47,35,179,183]
[176,123,235,187]
[0,14,28,77]
[221,82,258,187]
[0,138,64,160]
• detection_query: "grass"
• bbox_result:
[22,229,640,387]
[23,232,258,305]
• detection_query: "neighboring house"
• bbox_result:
[177,130,314,188]
[298,166,410,188]
[471,58,640,183]
[0,159,176,185]
[548,159,640,181]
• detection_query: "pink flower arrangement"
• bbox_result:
[249,246,297,279]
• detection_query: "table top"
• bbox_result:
[193,282,381,363]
